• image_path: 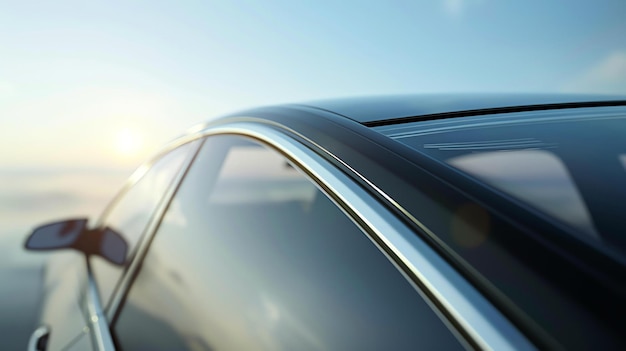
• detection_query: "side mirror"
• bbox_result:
[98,228,128,265]
[25,219,87,250]
[25,218,128,266]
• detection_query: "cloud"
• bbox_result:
[565,51,626,94]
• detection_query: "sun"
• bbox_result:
[115,128,142,155]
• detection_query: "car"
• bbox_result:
[25,94,626,351]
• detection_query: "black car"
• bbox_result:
[26,94,626,351]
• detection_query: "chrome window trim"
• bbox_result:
[104,139,203,320]
[108,121,535,350]
[85,266,115,351]
[95,135,205,229]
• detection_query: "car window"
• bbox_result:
[376,107,626,252]
[90,140,199,308]
[447,149,598,237]
[112,135,462,351]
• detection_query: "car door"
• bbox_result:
[33,140,201,351]
[107,132,468,350]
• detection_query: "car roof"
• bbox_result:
[293,93,626,125]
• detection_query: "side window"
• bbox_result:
[113,135,462,350]
[91,140,199,307]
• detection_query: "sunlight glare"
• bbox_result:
[115,128,142,155]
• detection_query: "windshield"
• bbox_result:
[375,105,626,252]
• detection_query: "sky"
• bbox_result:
[1,0,625,170]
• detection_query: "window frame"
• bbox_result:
[104,121,533,351]
[89,138,203,306]
[80,138,203,351]
[93,139,202,231]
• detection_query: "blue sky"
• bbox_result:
[1,0,625,169]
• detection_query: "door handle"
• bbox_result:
[27,325,50,351]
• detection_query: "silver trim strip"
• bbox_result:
[108,121,536,350]
[95,134,205,229]
[105,139,203,322]
[85,269,115,351]
[221,123,535,350]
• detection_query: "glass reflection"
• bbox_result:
[91,141,198,308]
[114,136,461,350]
[448,149,598,237]
[394,111,626,249]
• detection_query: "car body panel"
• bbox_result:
[37,252,92,350]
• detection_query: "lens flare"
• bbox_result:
[115,128,142,155]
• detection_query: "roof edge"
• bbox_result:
[363,100,626,127]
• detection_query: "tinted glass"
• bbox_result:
[114,135,462,350]
[91,141,198,307]
[377,106,626,253]
[374,106,626,348]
